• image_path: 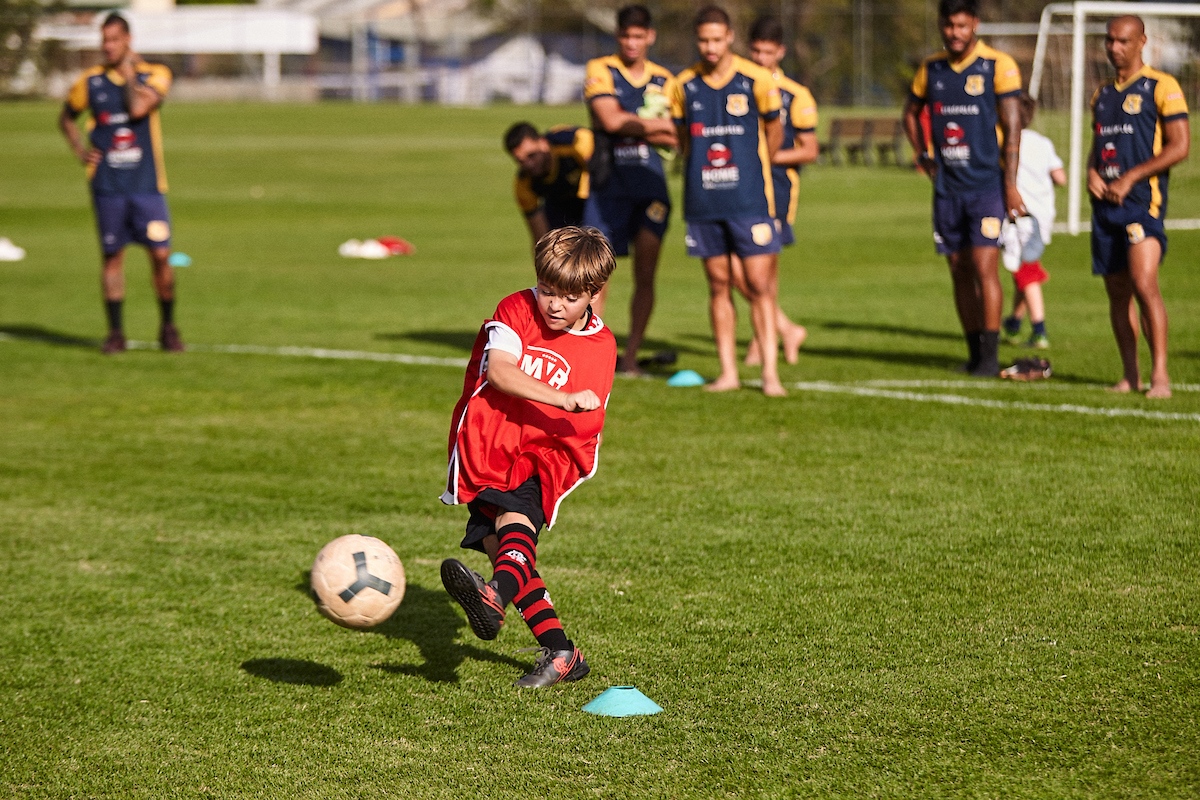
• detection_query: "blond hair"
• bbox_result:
[534,227,616,296]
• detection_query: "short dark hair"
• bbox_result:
[694,5,731,30]
[503,122,540,153]
[937,0,978,20]
[617,5,652,31]
[101,12,130,33]
[749,15,784,44]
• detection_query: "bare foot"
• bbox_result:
[744,342,762,366]
[1146,383,1172,399]
[762,379,788,397]
[616,358,645,377]
[1106,379,1141,394]
[704,375,741,392]
[782,325,807,365]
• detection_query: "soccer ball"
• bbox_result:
[310,535,406,629]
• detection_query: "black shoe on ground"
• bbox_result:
[159,323,185,352]
[101,330,127,354]
[513,645,590,689]
[440,559,505,640]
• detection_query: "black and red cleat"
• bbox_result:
[441,559,505,640]
[101,330,127,355]
[513,645,590,689]
[159,323,185,352]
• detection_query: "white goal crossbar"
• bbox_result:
[1029,1,1200,234]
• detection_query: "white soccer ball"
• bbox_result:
[310,535,406,629]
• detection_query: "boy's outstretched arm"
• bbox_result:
[485,351,601,412]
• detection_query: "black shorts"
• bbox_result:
[461,475,545,553]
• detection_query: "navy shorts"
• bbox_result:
[685,217,781,259]
[583,190,670,257]
[92,192,172,256]
[462,475,545,553]
[777,219,795,247]
[933,189,1003,254]
[1090,202,1167,276]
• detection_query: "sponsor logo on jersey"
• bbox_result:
[943,122,964,146]
[614,140,651,164]
[97,111,130,125]
[1100,142,1121,180]
[1126,222,1146,244]
[751,223,774,246]
[726,93,749,116]
[933,102,981,116]
[690,123,747,138]
[1096,123,1135,137]
[1122,94,1143,115]
[707,143,731,167]
[521,346,572,389]
[965,75,985,96]
[701,143,739,188]
[980,217,1001,240]
[146,220,170,242]
[105,126,143,168]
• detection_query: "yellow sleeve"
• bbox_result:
[753,69,782,117]
[993,51,1022,96]
[790,85,818,132]
[669,69,691,121]
[1156,73,1189,118]
[573,127,595,162]
[584,58,615,101]
[911,61,928,100]
[66,71,92,115]
[514,175,539,215]
[140,63,172,97]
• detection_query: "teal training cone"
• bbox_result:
[168,252,192,268]
[666,369,705,388]
[582,686,663,717]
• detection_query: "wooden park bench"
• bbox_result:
[820,117,908,166]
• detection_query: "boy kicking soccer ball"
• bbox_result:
[440,226,617,688]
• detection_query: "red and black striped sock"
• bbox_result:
[490,523,538,608]
[514,571,570,652]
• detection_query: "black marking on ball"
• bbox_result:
[338,551,393,602]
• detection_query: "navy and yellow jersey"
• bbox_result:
[773,72,818,226]
[670,55,782,222]
[584,55,676,197]
[65,62,172,196]
[1091,65,1189,218]
[514,126,594,226]
[910,41,1021,196]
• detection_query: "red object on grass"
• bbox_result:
[376,236,415,255]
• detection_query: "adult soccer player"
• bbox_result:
[902,0,1024,377]
[583,4,678,375]
[504,122,594,252]
[740,15,817,368]
[58,12,183,354]
[670,5,787,396]
[1088,15,1189,399]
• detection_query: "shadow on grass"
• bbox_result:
[816,320,964,342]
[0,324,96,348]
[295,572,527,684]
[241,658,343,686]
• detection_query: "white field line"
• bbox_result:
[3,332,1197,421]
[790,381,1200,423]
[858,379,1200,392]
[1052,219,1200,233]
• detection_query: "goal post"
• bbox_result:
[1028,1,1200,234]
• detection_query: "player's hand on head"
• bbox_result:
[562,390,601,412]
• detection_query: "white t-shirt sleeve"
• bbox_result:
[484,320,522,359]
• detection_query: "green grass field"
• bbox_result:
[2,100,1198,798]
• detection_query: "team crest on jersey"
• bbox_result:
[520,346,572,389]
[980,217,1001,240]
[1126,223,1146,244]
[1122,94,1143,115]
[645,201,668,224]
[751,223,774,246]
[965,75,985,96]
[726,93,750,117]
